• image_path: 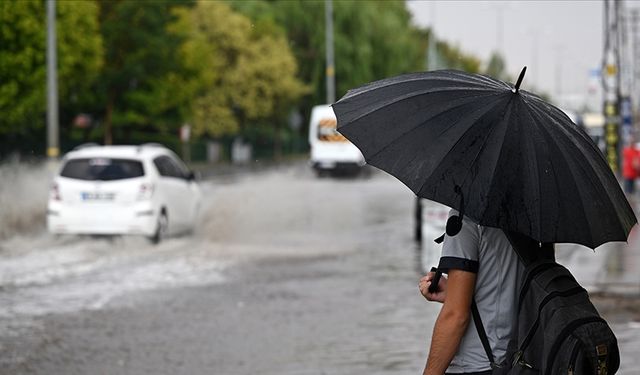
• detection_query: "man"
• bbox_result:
[418,212,523,375]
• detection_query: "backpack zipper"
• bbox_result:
[545,316,607,375]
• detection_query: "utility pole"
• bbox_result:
[325,0,335,104]
[603,0,622,173]
[620,2,634,147]
[46,0,59,159]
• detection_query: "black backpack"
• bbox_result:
[471,231,620,375]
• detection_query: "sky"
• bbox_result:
[406,0,606,112]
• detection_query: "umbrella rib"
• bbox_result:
[415,97,509,202]
[362,92,501,162]
[512,99,543,240]
[339,86,494,127]
[522,93,630,246]
[341,70,509,100]
[470,96,527,230]
[526,103,596,246]
[458,97,513,187]
[528,101,636,245]
[523,105,543,241]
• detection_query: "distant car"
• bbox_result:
[47,143,202,243]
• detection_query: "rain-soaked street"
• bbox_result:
[1,161,639,374]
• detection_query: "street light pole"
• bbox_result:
[46,0,59,159]
[325,0,335,104]
[630,9,640,113]
[603,0,622,173]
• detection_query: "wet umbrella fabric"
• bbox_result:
[333,69,636,249]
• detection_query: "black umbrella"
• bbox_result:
[333,68,636,249]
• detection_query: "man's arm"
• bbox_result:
[423,269,476,375]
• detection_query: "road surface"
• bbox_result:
[0,161,638,374]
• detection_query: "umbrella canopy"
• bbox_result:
[333,69,636,249]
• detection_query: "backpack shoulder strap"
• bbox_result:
[470,230,555,369]
[471,299,496,367]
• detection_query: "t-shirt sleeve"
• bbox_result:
[438,215,480,273]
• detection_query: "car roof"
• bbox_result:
[63,144,172,160]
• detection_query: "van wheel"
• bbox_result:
[149,211,168,245]
[314,168,328,178]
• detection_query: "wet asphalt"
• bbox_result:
[0,161,639,374]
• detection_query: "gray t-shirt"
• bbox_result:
[438,212,523,373]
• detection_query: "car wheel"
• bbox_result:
[149,211,168,245]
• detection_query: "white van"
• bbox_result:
[308,104,365,175]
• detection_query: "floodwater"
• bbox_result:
[0,162,438,374]
[0,161,638,374]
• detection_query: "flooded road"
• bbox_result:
[0,163,439,374]
[0,161,639,374]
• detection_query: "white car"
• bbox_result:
[47,144,202,243]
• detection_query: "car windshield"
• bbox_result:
[60,158,144,181]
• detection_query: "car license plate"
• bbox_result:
[81,192,115,201]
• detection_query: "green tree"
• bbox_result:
[333,1,426,95]
[97,0,190,145]
[233,0,425,104]
[484,51,508,81]
[231,0,481,130]
[436,39,482,72]
[57,0,104,144]
[169,0,308,146]
[0,0,103,154]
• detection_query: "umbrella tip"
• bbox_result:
[513,66,527,93]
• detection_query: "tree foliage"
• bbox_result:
[231,0,481,119]
[231,0,424,105]
[435,38,482,73]
[484,51,508,81]
[96,0,189,144]
[0,0,487,158]
[169,0,308,139]
[0,0,102,145]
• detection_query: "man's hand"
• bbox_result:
[419,271,447,303]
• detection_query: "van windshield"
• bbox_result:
[60,158,145,181]
[317,118,348,142]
